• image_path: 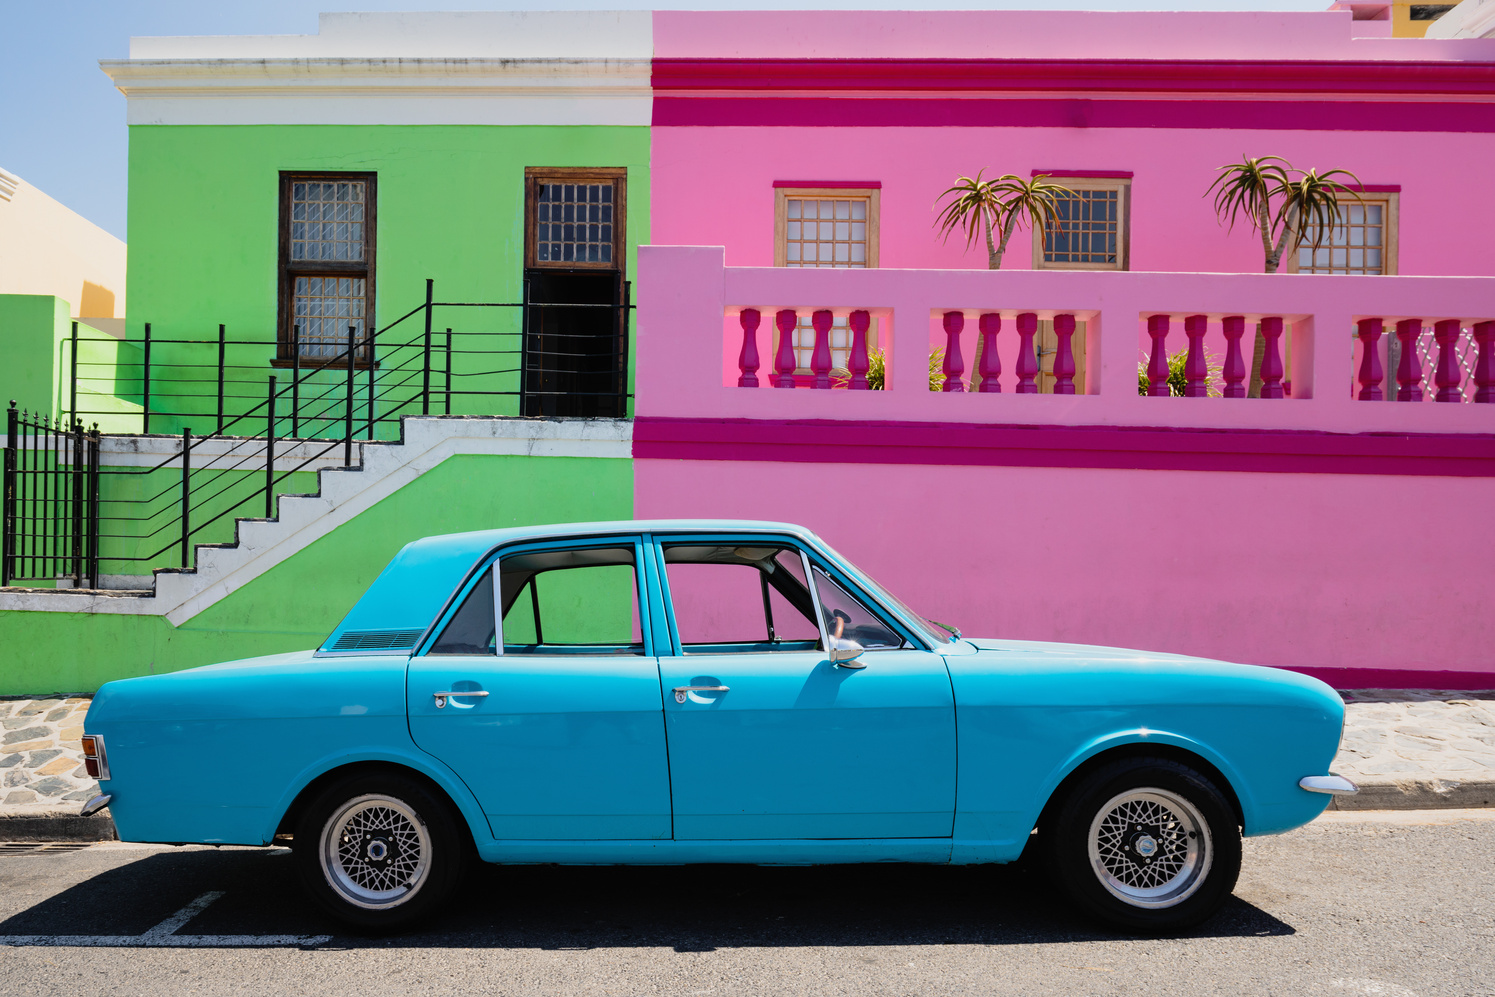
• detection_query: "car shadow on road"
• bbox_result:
[0,846,1294,949]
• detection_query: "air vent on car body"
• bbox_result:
[330,628,425,651]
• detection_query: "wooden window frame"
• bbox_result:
[774,187,881,268]
[524,167,628,273]
[1284,192,1399,276]
[1032,176,1131,272]
[275,170,377,368]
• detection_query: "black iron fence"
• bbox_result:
[4,281,632,587]
[2,407,100,588]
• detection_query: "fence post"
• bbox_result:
[345,324,355,467]
[422,278,434,416]
[265,375,277,520]
[2,402,16,586]
[180,429,191,569]
[216,323,227,435]
[142,322,152,434]
[70,321,79,426]
[366,321,375,441]
[291,323,301,439]
[86,426,100,590]
[445,329,453,415]
[71,419,84,588]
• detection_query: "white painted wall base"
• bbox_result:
[0,417,631,624]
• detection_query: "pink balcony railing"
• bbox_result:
[636,246,1495,436]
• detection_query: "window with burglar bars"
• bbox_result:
[525,168,626,270]
[1290,194,1398,276]
[775,186,880,374]
[279,172,376,362]
[1035,178,1130,271]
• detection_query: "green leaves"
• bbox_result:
[1206,156,1363,272]
[933,170,1075,269]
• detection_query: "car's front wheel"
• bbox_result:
[294,771,467,931]
[1048,756,1241,933]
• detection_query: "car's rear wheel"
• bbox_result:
[294,771,467,931]
[1048,756,1241,933]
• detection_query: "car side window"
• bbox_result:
[811,566,906,650]
[663,544,821,653]
[429,544,645,656]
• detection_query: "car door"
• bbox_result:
[407,537,673,840]
[650,535,957,840]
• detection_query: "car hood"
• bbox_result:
[960,637,1221,665]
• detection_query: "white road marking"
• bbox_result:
[0,890,333,948]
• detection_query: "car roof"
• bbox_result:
[320,520,819,654]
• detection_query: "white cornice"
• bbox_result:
[0,167,19,203]
[99,57,652,126]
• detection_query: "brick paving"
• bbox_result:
[0,690,1490,834]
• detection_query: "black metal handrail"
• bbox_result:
[7,279,633,586]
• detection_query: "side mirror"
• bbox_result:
[828,636,866,669]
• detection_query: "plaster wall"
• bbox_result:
[0,171,125,319]
[635,456,1494,675]
[650,127,1495,279]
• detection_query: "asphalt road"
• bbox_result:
[0,811,1490,997]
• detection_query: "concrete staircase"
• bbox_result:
[0,416,632,624]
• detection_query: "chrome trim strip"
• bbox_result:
[1299,774,1359,796]
[79,793,112,818]
[83,734,111,782]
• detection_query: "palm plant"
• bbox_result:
[1207,156,1363,274]
[1207,155,1362,394]
[934,171,1073,270]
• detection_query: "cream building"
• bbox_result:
[0,167,126,329]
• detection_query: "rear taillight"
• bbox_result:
[80,734,110,781]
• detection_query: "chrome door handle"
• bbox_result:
[433,690,489,709]
[672,685,729,704]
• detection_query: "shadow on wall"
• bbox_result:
[78,282,116,321]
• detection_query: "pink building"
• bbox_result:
[634,9,1495,686]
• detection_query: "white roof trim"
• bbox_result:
[0,167,19,203]
[99,57,652,127]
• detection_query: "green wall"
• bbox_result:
[0,294,69,417]
[0,452,633,695]
[125,125,650,435]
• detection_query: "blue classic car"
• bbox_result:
[82,520,1355,932]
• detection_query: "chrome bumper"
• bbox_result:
[1299,775,1359,796]
[79,793,113,817]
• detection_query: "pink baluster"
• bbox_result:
[1474,321,1495,404]
[1259,316,1285,399]
[1355,318,1385,401]
[1015,312,1040,394]
[941,311,966,392]
[737,308,761,388]
[846,310,871,390]
[1433,319,1464,403]
[1221,315,1247,398]
[773,309,798,388]
[1146,314,1171,397]
[810,309,833,389]
[1183,314,1208,397]
[977,313,1002,393]
[1395,318,1424,402]
[1052,314,1077,395]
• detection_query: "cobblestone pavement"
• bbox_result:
[0,690,1490,828]
[0,698,98,814]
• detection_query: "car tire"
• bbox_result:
[1047,756,1241,934]
[294,770,468,931]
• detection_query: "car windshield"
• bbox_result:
[821,545,957,646]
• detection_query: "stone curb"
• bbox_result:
[1327,780,1495,811]
[0,810,116,842]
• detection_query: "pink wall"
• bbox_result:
[651,127,1495,279]
[653,10,1495,61]
[635,456,1495,674]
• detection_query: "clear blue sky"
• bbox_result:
[0,1,1331,241]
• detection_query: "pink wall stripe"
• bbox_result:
[1277,666,1495,692]
[634,417,1495,477]
[653,97,1495,133]
[652,59,1495,96]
